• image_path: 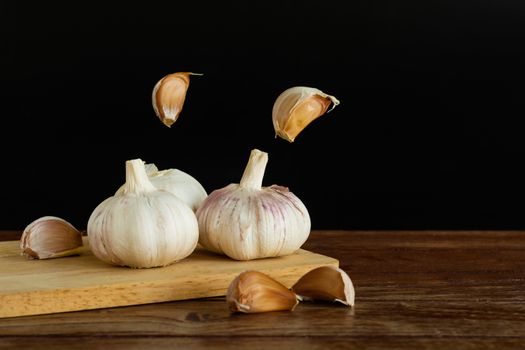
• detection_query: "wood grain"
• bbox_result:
[0,237,337,318]
[2,336,524,350]
[1,230,524,350]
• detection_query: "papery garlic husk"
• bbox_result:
[144,163,159,175]
[152,72,202,127]
[20,216,83,259]
[196,149,311,260]
[116,162,207,212]
[227,271,299,313]
[272,86,340,142]
[87,158,199,268]
[292,265,355,306]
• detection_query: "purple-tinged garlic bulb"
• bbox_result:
[196,149,311,260]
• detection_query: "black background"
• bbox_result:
[2,1,525,230]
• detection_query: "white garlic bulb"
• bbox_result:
[196,149,311,260]
[272,86,340,142]
[88,159,199,268]
[116,163,207,212]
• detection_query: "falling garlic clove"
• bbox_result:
[152,72,203,127]
[291,265,355,306]
[272,86,340,142]
[227,271,299,313]
[20,216,84,260]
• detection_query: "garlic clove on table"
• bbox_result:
[272,86,340,142]
[196,149,311,260]
[292,265,355,306]
[227,271,299,313]
[88,159,199,268]
[20,216,84,259]
[152,72,202,127]
[116,162,207,212]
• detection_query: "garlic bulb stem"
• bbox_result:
[123,159,156,195]
[239,149,268,190]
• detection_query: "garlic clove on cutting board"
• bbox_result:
[20,216,84,259]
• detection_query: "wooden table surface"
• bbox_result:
[1,230,524,349]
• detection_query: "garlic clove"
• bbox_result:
[272,86,340,142]
[20,216,84,260]
[152,72,203,127]
[291,266,355,306]
[227,271,299,313]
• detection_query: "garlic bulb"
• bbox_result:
[116,162,207,212]
[20,216,83,259]
[152,72,202,127]
[272,86,340,142]
[196,149,311,260]
[88,159,199,268]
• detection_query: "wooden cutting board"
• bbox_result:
[0,237,338,318]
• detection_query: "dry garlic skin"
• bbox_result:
[196,149,311,260]
[88,159,199,268]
